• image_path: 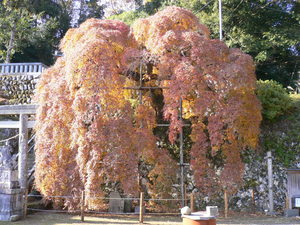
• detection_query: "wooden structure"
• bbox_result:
[124,64,190,207]
[287,169,300,209]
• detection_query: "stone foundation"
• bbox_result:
[0,158,23,222]
[0,189,23,221]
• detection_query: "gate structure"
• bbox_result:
[0,104,36,220]
[0,63,43,220]
[124,63,190,207]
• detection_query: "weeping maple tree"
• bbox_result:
[35,6,261,209]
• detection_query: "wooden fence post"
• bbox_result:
[184,185,187,206]
[81,190,85,222]
[139,192,144,224]
[224,190,228,218]
[285,192,289,209]
[251,189,255,211]
[190,193,195,212]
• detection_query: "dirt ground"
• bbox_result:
[1,212,300,225]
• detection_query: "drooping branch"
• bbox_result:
[35,7,261,209]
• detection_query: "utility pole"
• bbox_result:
[218,0,223,40]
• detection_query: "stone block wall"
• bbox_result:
[0,75,38,105]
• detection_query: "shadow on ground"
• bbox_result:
[0,212,300,225]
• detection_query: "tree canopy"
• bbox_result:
[35,7,261,208]
[111,0,300,87]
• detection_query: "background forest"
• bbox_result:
[1,0,299,87]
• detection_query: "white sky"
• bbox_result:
[100,0,138,18]
[71,0,138,25]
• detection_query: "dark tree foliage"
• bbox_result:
[0,0,72,65]
[1,0,106,65]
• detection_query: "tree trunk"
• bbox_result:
[5,21,17,63]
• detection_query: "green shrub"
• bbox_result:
[256,80,292,121]
[108,11,148,25]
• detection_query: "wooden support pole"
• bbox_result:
[190,193,195,212]
[139,192,144,224]
[81,190,85,222]
[285,192,289,209]
[184,184,187,206]
[18,114,28,218]
[251,189,255,212]
[224,190,228,218]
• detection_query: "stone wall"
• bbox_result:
[233,150,290,213]
[188,150,298,214]
[0,75,38,105]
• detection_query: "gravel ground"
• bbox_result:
[217,215,300,224]
[0,212,300,225]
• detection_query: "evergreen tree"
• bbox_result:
[0,0,72,65]
[0,1,34,63]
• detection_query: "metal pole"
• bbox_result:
[179,98,184,207]
[267,151,274,214]
[219,0,223,40]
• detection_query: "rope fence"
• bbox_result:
[0,133,19,143]
[27,194,185,201]
[0,130,34,145]
[26,191,195,222]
